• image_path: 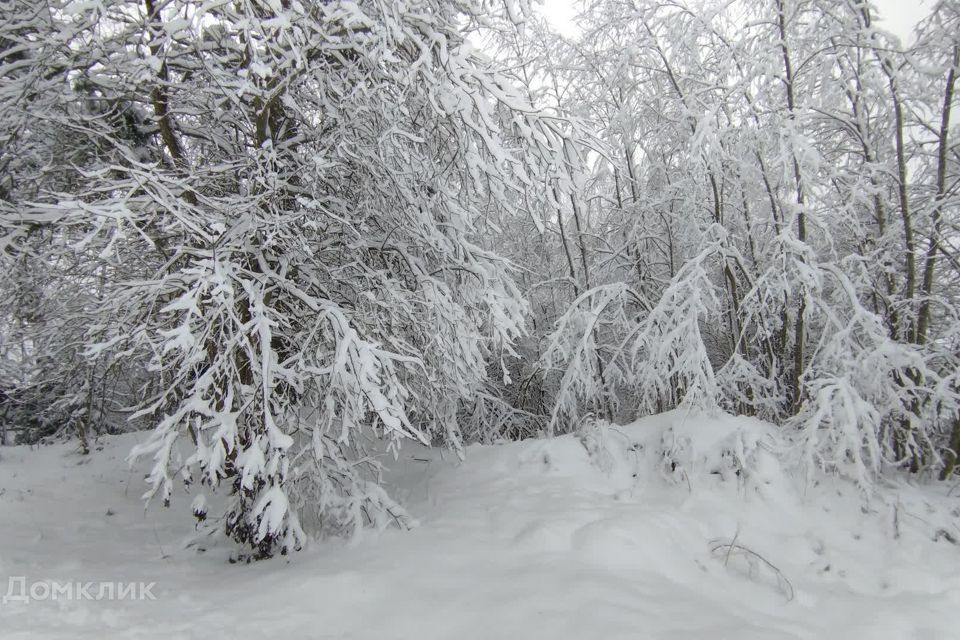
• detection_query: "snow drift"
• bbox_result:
[3,410,959,639]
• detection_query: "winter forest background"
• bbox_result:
[1,0,959,560]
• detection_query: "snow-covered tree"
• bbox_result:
[1,0,571,557]
[522,0,960,483]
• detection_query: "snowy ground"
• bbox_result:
[1,411,959,639]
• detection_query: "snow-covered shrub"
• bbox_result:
[654,412,783,490]
[576,414,617,474]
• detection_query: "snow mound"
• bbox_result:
[637,410,785,490]
[561,409,790,498]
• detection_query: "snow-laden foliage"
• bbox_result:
[494,0,960,485]
[0,0,572,556]
[3,0,960,562]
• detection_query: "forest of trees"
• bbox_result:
[1,0,958,558]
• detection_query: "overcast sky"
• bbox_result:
[872,0,932,41]
[541,0,933,43]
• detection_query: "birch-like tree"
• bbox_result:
[528,0,960,484]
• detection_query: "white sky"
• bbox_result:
[540,0,933,43]
[872,0,933,42]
